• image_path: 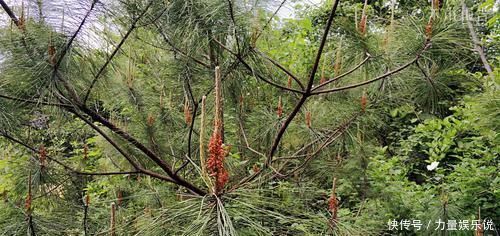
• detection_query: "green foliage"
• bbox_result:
[0,0,497,235]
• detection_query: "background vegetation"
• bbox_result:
[0,0,498,235]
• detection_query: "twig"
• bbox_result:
[75,105,206,195]
[312,55,371,91]
[110,203,116,236]
[0,0,19,26]
[254,49,304,89]
[254,0,288,41]
[226,0,241,54]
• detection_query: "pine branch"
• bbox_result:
[0,0,19,26]
[0,0,35,56]
[275,112,360,178]
[254,49,304,90]
[312,40,431,95]
[233,0,342,188]
[53,0,98,72]
[155,24,211,68]
[76,105,206,195]
[312,55,371,91]
[84,0,154,103]
[213,38,305,93]
[0,94,72,108]
[226,0,241,55]
[0,131,141,177]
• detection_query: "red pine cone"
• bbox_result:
[25,194,32,211]
[117,191,123,206]
[206,133,229,194]
[277,97,283,118]
[48,45,56,66]
[147,114,155,126]
[359,15,367,35]
[85,194,90,206]
[305,111,312,128]
[184,100,192,124]
[361,92,367,112]
[83,144,88,160]
[425,19,433,39]
[39,145,47,168]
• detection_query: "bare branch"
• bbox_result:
[76,105,206,195]
[312,55,371,91]
[213,38,305,93]
[0,0,19,26]
[255,49,304,90]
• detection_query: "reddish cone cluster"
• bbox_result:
[83,144,89,160]
[117,191,123,206]
[329,178,339,227]
[358,0,368,35]
[305,111,312,128]
[207,66,229,195]
[425,18,433,39]
[146,114,155,126]
[48,45,56,66]
[84,194,90,207]
[25,193,32,211]
[361,91,367,112]
[184,99,192,125]
[39,145,47,168]
[277,96,283,118]
[207,132,229,194]
[328,195,338,217]
[287,76,292,88]
[358,15,367,35]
